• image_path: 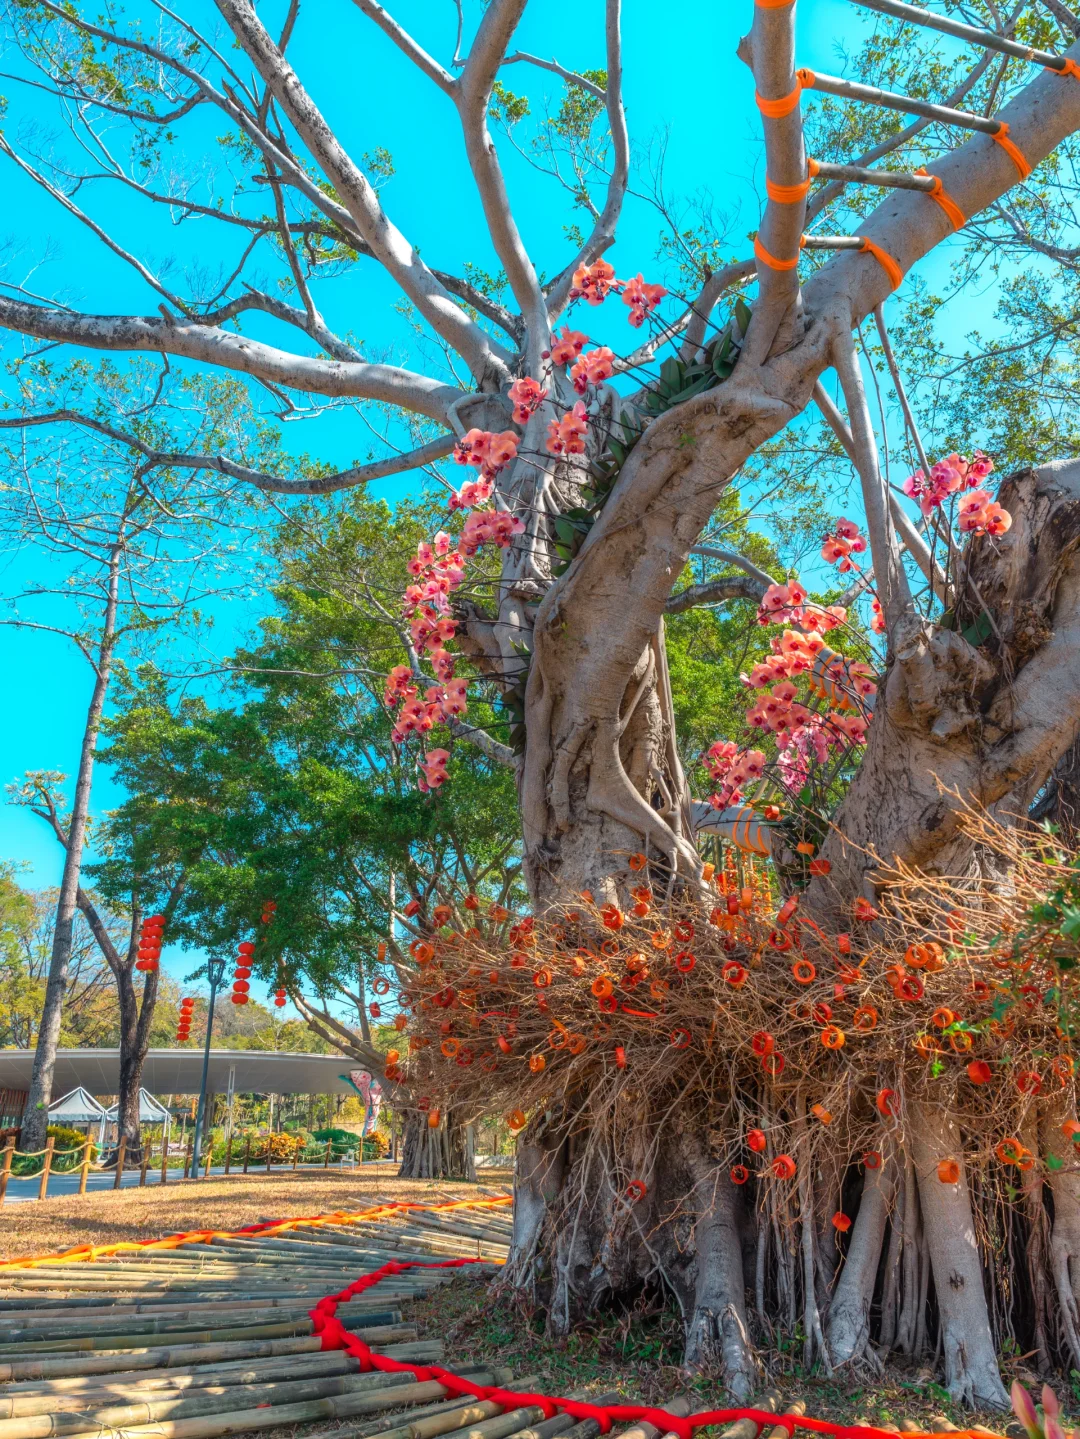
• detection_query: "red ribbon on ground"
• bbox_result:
[309,1258,1002,1439]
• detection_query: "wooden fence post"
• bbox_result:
[0,1139,15,1204]
[183,1140,192,1179]
[112,1136,127,1191]
[160,1135,169,1187]
[78,1137,93,1195]
[38,1137,55,1201]
[242,1134,250,1174]
[224,1134,232,1175]
[292,1138,299,1172]
[140,1140,150,1187]
[324,1139,332,1169]
[204,1142,212,1178]
[266,1134,272,1173]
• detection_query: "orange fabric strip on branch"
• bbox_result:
[859,237,904,291]
[754,234,802,271]
[766,174,813,203]
[992,122,1032,180]
[755,80,803,117]
[1049,57,1080,81]
[914,168,966,231]
[754,0,795,6]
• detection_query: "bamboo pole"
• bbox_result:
[44,1373,485,1439]
[38,1139,55,1202]
[140,1144,150,1188]
[203,1144,212,1179]
[183,1142,192,1179]
[324,1141,332,1169]
[223,1136,231,1176]
[0,1138,14,1203]
[242,1136,249,1174]
[0,1365,463,1438]
[77,1139,92,1197]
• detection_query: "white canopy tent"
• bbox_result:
[47,1087,107,1128]
[98,1088,172,1148]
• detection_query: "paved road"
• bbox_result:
[1,1157,398,1204]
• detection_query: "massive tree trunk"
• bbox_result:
[501,435,1080,1401]
[397,1108,476,1181]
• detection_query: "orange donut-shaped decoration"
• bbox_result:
[821,1025,846,1050]
[772,1153,797,1180]
[751,1030,775,1057]
[529,1053,547,1073]
[876,1088,897,1118]
[792,959,816,985]
[626,1179,647,1201]
[722,960,748,988]
[937,1158,960,1184]
[591,975,614,999]
[730,1164,749,1185]
[852,1006,878,1031]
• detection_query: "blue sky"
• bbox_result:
[0,0,960,998]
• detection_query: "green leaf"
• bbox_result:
[734,298,753,336]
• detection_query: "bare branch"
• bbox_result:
[455,0,547,363]
[352,0,456,94]
[666,575,767,614]
[503,51,606,99]
[0,297,462,421]
[545,0,630,320]
[214,0,512,383]
[0,409,457,494]
[831,326,913,632]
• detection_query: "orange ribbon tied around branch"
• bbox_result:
[914,168,966,232]
[766,174,813,204]
[754,233,804,272]
[755,78,803,118]
[858,237,904,292]
[991,122,1032,181]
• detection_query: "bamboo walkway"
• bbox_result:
[0,1197,551,1439]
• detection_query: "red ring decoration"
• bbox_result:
[670,1027,692,1050]
[673,950,697,973]
[769,929,794,952]
[626,1179,647,1201]
[730,1164,749,1185]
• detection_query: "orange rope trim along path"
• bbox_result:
[0,1194,512,1269]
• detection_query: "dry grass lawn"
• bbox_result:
[0,1164,513,1260]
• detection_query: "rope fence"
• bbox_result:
[0,1130,368,1202]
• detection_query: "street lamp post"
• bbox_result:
[191,955,226,1176]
